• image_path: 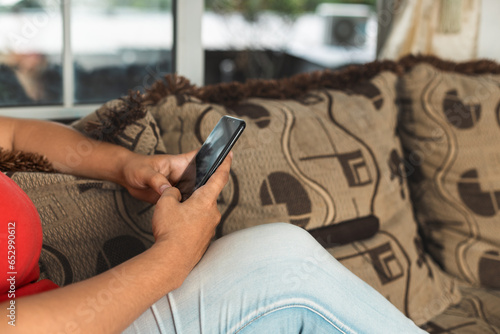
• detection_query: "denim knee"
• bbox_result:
[228,223,335,281]
[243,223,325,256]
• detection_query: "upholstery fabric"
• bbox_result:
[398,63,500,289]
[11,173,155,286]
[421,286,500,333]
[149,70,460,325]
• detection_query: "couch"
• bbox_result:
[2,55,499,333]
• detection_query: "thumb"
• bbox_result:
[159,184,182,202]
[144,169,172,195]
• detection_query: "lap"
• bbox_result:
[124,223,425,334]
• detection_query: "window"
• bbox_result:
[72,0,173,104]
[203,0,377,84]
[0,0,64,107]
[0,0,378,119]
[0,0,173,118]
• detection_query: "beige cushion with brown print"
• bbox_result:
[148,68,461,325]
[398,61,500,289]
[421,286,500,333]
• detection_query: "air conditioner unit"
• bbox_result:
[317,3,372,47]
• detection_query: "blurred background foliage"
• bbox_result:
[1,0,375,15]
[206,0,376,21]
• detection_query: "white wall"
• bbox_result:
[477,0,500,61]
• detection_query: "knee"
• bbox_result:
[252,223,317,247]
[236,223,341,291]
[207,223,343,293]
[240,223,329,260]
[211,223,334,273]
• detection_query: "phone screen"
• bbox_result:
[175,116,245,201]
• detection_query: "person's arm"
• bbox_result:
[0,153,232,334]
[0,116,132,180]
[0,116,187,203]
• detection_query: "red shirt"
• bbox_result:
[0,172,58,303]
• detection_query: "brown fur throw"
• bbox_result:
[0,148,56,173]
[398,54,500,75]
[143,74,197,106]
[142,55,500,108]
[84,90,147,141]
[143,60,402,107]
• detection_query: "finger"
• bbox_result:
[173,150,198,169]
[168,150,198,183]
[159,184,182,202]
[193,152,232,201]
[144,168,172,195]
[151,151,197,174]
[181,149,198,161]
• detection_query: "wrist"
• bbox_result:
[148,240,191,289]
[106,147,135,186]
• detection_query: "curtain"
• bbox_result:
[377,0,482,61]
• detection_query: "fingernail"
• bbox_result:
[159,184,170,193]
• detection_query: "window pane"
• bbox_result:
[73,0,173,104]
[203,0,377,85]
[0,0,63,107]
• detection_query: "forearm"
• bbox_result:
[0,242,186,334]
[7,117,134,183]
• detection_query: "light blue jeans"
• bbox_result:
[124,223,427,334]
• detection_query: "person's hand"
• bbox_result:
[119,151,197,204]
[151,152,232,277]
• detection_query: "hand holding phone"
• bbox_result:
[174,116,246,202]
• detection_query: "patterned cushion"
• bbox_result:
[11,173,155,286]
[7,98,166,286]
[72,95,167,155]
[398,62,500,289]
[149,69,460,325]
[422,286,500,333]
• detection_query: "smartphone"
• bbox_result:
[175,116,246,202]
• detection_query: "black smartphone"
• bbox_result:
[175,116,246,202]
